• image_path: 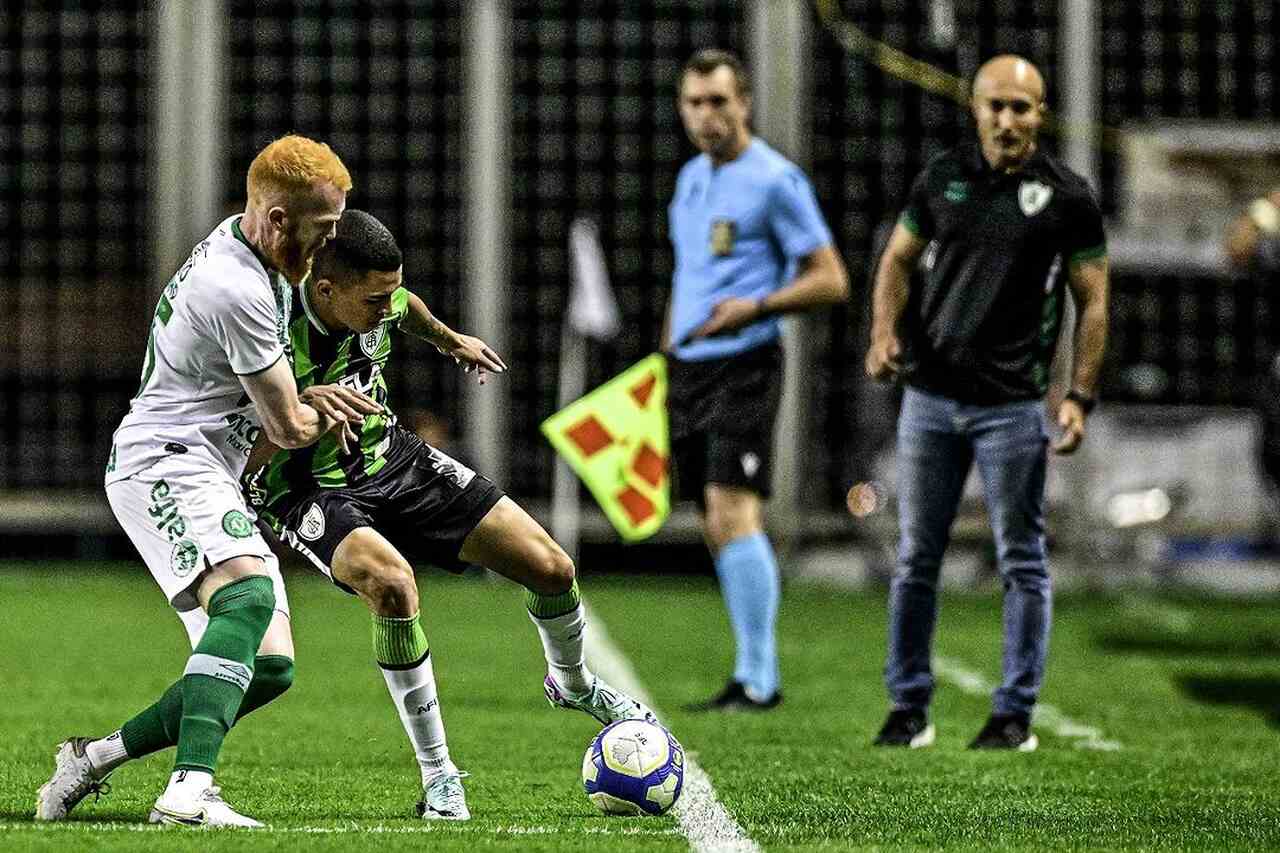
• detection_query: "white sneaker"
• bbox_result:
[543,674,657,725]
[416,770,470,820]
[148,785,264,828]
[35,737,112,820]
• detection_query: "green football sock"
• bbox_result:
[173,575,276,773]
[372,613,429,666]
[121,655,295,759]
[526,578,580,619]
[121,680,183,759]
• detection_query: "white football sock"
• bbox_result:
[86,731,129,775]
[162,768,213,802]
[529,605,593,695]
[379,652,453,786]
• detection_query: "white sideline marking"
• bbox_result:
[2,823,680,836]
[934,656,1123,751]
[583,603,763,853]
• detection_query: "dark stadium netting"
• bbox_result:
[1,5,151,489]
[1098,1,1280,409]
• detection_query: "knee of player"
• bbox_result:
[364,561,418,615]
[704,513,745,550]
[531,542,576,595]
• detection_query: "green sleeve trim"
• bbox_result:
[899,211,922,236]
[1069,244,1107,265]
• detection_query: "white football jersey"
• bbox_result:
[107,215,292,484]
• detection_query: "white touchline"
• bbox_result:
[583,603,763,853]
[6,823,682,836]
[933,656,1123,751]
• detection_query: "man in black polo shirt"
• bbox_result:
[866,55,1110,750]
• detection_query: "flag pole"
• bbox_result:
[551,324,587,564]
[551,218,620,563]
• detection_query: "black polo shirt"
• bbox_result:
[897,142,1106,404]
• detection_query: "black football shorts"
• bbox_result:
[275,427,503,593]
[666,343,783,506]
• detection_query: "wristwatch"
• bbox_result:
[1065,389,1096,414]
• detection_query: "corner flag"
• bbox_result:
[541,354,670,542]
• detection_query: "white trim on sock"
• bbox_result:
[164,768,213,801]
[86,731,129,775]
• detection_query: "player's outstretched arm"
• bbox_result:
[400,291,508,381]
[240,358,373,452]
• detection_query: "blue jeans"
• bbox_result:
[885,387,1051,717]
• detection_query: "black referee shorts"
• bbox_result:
[274,427,504,592]
[666,343,783,507]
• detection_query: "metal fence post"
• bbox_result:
[750,0,814,544]
[153,1,226,286]
[462,0,512,486]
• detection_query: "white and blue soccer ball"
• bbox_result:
[582,719,684,816]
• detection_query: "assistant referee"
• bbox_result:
[665,49,849,712]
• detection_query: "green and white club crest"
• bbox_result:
[221,510,254,539]
[170,539,201,578]
[299,503,326,541]
[359,324,385,357]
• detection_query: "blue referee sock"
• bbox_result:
[714,531,780,699]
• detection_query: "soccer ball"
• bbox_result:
[582,719,684,816]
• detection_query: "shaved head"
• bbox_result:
[970,55,1047,172]
[972,55,1046,103]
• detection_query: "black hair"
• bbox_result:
[681,49,751,98]
[313,209,402,280]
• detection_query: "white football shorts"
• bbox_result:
[105,454,290,641]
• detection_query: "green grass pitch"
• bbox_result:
[2,561,1279,851]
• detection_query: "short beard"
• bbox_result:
[279,238,312,285]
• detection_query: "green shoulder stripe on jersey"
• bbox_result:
[1069,244,1107,265]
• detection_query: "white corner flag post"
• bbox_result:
[552,218,621,563]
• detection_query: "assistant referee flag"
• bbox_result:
[541,354,670,541]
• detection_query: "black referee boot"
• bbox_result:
[684,680,782,712]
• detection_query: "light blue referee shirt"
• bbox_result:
[668,138,834,362]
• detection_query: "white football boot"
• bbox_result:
[544,675,657,726]
[149,785,264,828]
[35,737,112,820]
[417,770,471,820]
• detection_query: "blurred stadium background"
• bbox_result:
[5,0,1280,592]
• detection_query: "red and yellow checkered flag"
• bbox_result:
[541,354,670,542]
